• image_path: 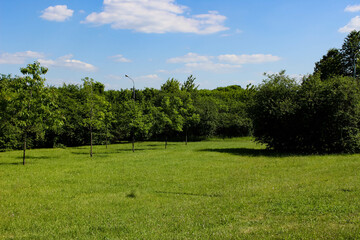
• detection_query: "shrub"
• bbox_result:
[249,72,360,153]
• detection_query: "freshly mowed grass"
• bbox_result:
[1,138,360,239]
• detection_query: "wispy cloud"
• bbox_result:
[110,54,132,63]
[167,53,213,63]
[218,54,281,64]
[339,16,360,33]
[40,5,74,22]
[221,29,242,37]
[82,0,228,34]
[107,73,160,81]
[345,5,360,12]
[38,54,97,71]
[167,53,281,72]
[138,74,160,80]
[0,51,45,64]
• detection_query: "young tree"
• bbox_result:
[117,100,153,151]
[11,62,58,164]
[81,78,108,157]
[157,79,185,148]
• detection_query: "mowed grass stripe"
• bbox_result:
[0,138,360,239]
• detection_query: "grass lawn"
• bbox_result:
[1,137,360,239]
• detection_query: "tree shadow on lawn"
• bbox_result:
[0,156,54,165]
[0,162,23,166]
[155,191,221,198]
[199,148,307,158]
[15,156,54,160]
[70,148,159,155]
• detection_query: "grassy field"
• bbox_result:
[0,138,360,239]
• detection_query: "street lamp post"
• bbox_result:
[125,75,136,152]
[125,75,135,101]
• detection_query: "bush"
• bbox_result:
[249,72,360,153]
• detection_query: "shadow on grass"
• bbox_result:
[71,148,159,155]
[0,162,23,166]
[15,156,54,160]
[199,148,304,157]
[155,191,221,198]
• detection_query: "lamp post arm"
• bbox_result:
[125,75,135,101]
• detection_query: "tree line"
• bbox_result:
[2,30,360,161]
[0,66,253,163]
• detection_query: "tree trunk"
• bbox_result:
[132,135,135,152]
[90,126,93,157]
[23,133,27,165]
[165,136,168,149]
[106,129,108,149]
[185,128,188,145]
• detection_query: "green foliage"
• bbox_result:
[341,30,360,77]
[250,72,360,153]
[160,78,181,93]
[81,77,107,132]
[298,75,360,153]
[117,100,153,141]
[0,70,253,149]
[181,74,199,92]
[6,62,61,163]
[56,84,87,146]
[249,71,300,150]
[314,48,344,80]
[0,75,20,149]
[80,77,110,156]
[158,95,184,136]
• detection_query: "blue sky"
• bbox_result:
[0,0,359,90]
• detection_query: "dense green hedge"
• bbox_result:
[249,72,360,153]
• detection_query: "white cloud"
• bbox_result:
[221,28,242,37]
[110,54,132,63]
[106,74,123,80]
[345,5,360,12]
[167,53,213,63]
[218,54,281,64]
[82,0,228,34]
[184,62,242,72]
[167,52,281,72]
[138,74,160,80]
[339,16,360,33]
[40,5,74,22]
[38,55,97,71]
[0,51,45,64]
[107,73,160,83]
